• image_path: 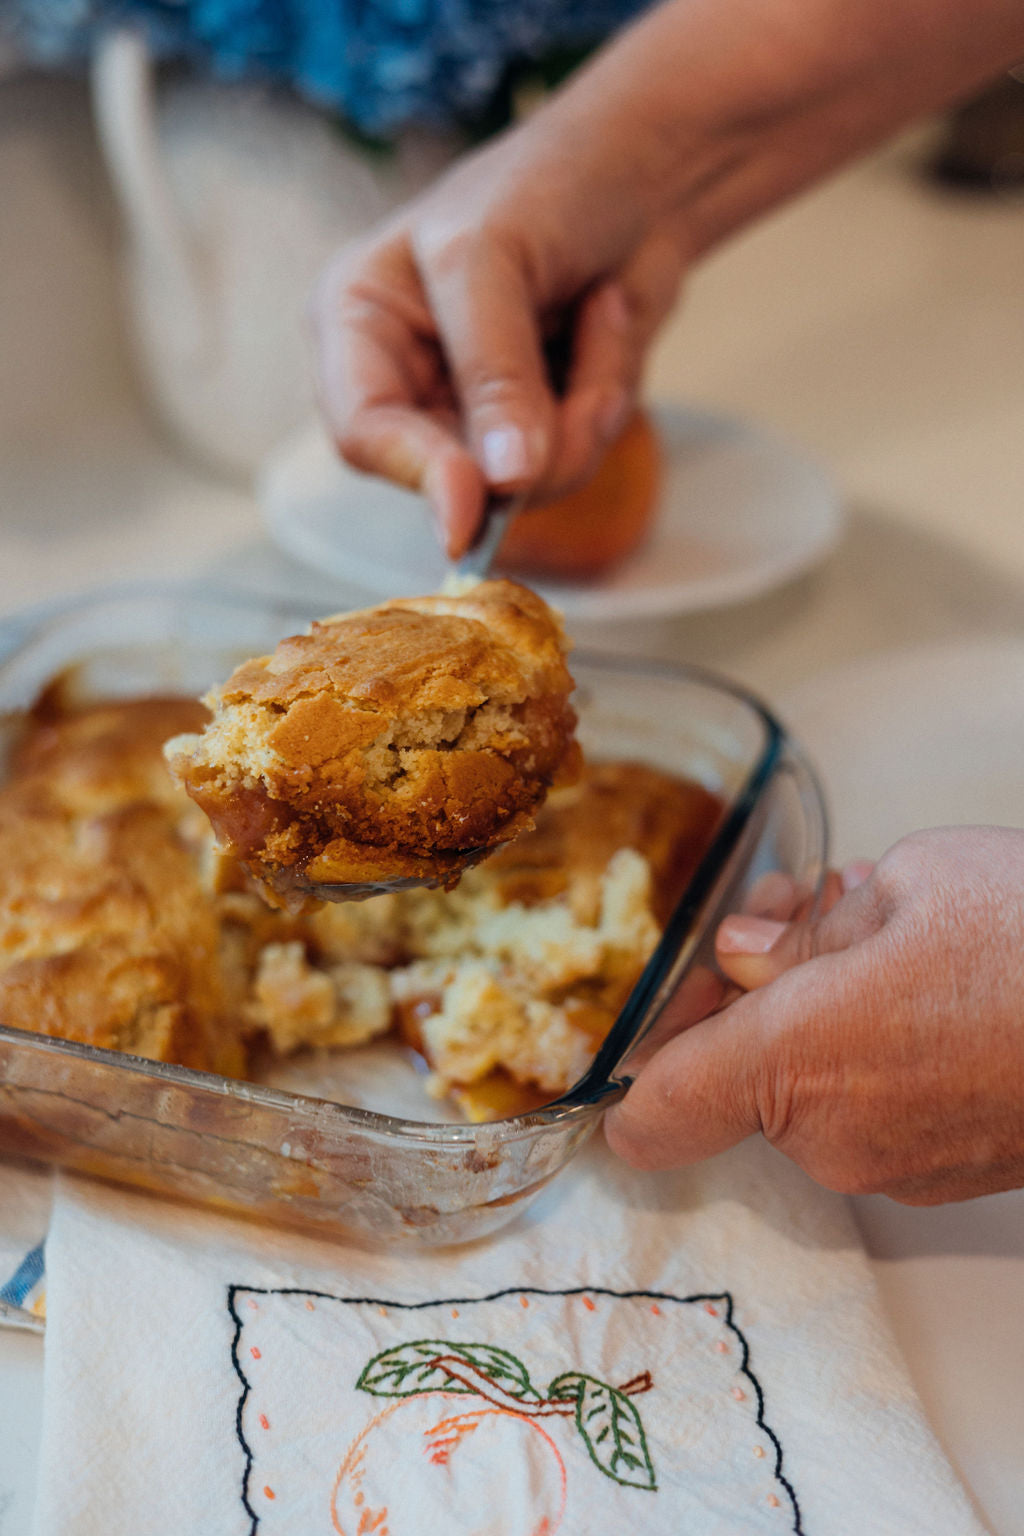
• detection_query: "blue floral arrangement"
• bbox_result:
[3,0,654,137]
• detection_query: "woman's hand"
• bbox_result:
[311,0,1024,558]
[311,117,687,559]
[604,828,1024,1204]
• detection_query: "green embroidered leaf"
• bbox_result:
[357,1340,538,1401]
[549,1372,657,1491]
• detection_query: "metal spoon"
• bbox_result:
[453,493,525,582]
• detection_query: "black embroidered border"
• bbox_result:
[227,1282,803,1534]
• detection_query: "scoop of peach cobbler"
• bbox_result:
[164,581,579,908]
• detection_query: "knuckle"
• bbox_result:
[872,829,942,904]
[332,413,375,473]
[459,367,546,433]
[420,226,474,277]
[752,1052,801,1145]
[309,245,368,322]
[415,216,496,279]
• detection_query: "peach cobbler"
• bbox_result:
[0,684,722,1118]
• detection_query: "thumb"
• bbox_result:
[715,870,885,992]
[415,233,554,500]
[604,992,767,1170]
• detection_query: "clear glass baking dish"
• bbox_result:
[0,585,828,1246]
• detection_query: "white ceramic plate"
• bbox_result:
[781,636,1024,864]
[259,403,843,622]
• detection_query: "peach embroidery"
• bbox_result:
[331,1395,564,1536]
[353,1341,655,1493]
[228,1284,803,1532]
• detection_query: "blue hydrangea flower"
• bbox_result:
[2,0,655,136]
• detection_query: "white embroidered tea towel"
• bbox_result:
[31,1136,983,1536]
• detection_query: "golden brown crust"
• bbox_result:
[11,694,209,820]
[0,699,244,1075]
[484,760,724,923]
[166,580,578,905]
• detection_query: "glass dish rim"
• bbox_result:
[0,579,792,1147]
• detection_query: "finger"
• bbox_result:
[605,944,880,1178]
[312,252,487,557]
[414,229,554,501]
[741,870,803,920]
[333,401,486,561]
[605,990,766,1170]
[842,859,875,892]
[621,963,727,1072]
[541,225,686,498]
[546,282,635,494]
[715,874,885,993]
[615,223,687,353]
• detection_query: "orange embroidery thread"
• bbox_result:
[357,1508,388,1535]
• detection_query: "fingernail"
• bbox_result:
[481,425,536,484]
[842,859,874,892]
[716,915,787,956]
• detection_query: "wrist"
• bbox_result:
[533,0,857,221]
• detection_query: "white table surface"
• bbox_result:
[1,72,1024,1536]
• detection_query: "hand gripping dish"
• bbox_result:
[164,580,578,907]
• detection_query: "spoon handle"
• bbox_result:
[454,494,525,581]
